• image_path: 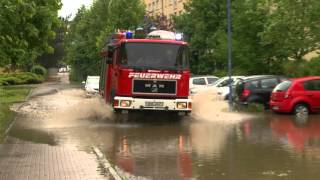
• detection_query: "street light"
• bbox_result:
[227,0,233,110]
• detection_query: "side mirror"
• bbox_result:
[108,49,113,58]
[106,47,114,64]
[81,81,85,84]
[106,58,113,64]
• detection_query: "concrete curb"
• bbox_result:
[4,87,34,137]
[92,146,122,180]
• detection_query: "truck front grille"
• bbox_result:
[133,80,176,95]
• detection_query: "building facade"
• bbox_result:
[143,0,188,17]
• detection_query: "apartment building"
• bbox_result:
[143,0,188,17]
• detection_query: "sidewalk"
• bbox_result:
[0,138,107,180]
[0,73,109,180]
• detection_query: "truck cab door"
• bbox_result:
[105,48,115,103]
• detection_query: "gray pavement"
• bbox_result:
[0,73,109,180]
[0,138,106,180]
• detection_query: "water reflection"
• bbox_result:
[105,120,236,179]
[190,122,233,159]
[270,115,320,152]
[116,137,134,173]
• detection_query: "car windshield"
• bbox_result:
[87,78,99,85]
[211,77,228,86]
[120,42,189,70]
[207,77,218,84]
[273,80,292,92]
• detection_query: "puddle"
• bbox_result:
[8,128,57,146]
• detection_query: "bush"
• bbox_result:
[283,57,320,77]
[31,65,47,76]
[0,72,44,86]
[2,77,23,85]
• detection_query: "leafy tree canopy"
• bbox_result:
[65,0,145,81]
[174,0,320,75]
[0,0,61,71]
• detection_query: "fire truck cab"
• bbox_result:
[100,30,192,115]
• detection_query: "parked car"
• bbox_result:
[83,76,100,96]
[58,67,67,73]
[270,76,320,116]
[58,65,71,73]
[216,76,245,100]
[234,75,287,107]
[190,76,243,95]
[189,75,219,94]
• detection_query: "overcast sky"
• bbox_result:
[58,0,93,19]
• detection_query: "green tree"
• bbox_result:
[174,0,320,75]
[0,0,61,71]
[260,0,320,62]
[65,0,145,81]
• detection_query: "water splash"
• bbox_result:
[15,89,114,128]
[190,89,251,123]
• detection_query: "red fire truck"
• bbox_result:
[100,30,192,115]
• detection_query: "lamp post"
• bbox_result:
[227,0,233,110]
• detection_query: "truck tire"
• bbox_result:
[114,112,129,123]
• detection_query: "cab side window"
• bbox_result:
[193,78,206,85]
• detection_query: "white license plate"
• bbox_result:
[145,102,164,107]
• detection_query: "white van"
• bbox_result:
[83,76,100,96]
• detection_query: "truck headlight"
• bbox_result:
[177,102,187,109]
[120,100,132,107]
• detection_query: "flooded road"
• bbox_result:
[7,77,320,180]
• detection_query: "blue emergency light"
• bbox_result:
[126,31,133,39]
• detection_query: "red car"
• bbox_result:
[270,76,320,115]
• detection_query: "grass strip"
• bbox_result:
[0,86,31,141]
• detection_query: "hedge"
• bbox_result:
[0,72,44,86]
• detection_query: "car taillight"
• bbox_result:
[241,89,251,99]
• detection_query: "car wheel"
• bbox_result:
[294,104,309,117]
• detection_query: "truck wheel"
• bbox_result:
[114,112,129,123]
[294,104,309,117]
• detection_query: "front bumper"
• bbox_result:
[113,96,192,112]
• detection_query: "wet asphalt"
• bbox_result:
[4,74,320,180]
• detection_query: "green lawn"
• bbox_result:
[0,86,31,140]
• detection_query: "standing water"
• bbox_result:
[8,75,320,180]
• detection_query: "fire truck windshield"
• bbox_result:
[120,42,189,70]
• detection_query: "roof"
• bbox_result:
[87,76,100,79]
[241,75,285,82]
[190,75,219,78]
[119,39,187,45]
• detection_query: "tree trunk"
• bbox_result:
[10,59,17,72]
